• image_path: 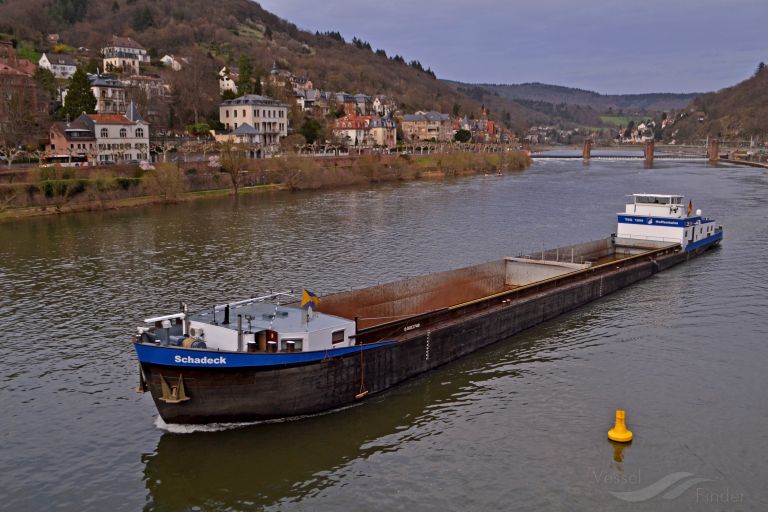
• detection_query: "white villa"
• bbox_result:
[102,35,149,75]
[38,53,77,79]
[219,94,288,147]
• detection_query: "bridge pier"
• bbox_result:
[644,140,655,167]
[582,138,592,160]
[708,139,720,162]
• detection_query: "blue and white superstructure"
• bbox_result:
[616,194,723,252]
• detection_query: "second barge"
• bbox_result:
[134,194,723,424]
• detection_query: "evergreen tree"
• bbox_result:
[300,118,325,144]
[63,68,96,120]
[84,58,98,74]
[132,7,154,31]
[49,0,89,25]
[33,67,57,97]
[237,55,253,95]
[253,71,262,95]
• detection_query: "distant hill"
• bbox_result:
[665,66,768,141]
[446,82,604,128]
[449,81,701,113]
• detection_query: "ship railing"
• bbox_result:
[215,290,297,311]
[144,291,298,325]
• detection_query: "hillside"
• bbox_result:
[0,0,544,131]
[665,66,768,142]
[450,82,701,114]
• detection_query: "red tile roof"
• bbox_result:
[87,114,134,125]
[0,58,36,76]
[0,63,27,76]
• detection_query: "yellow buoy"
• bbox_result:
[608,409,633,443]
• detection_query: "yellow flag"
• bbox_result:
[301,289,319,309]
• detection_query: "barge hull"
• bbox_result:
[141,238,719,424]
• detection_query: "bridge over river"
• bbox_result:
[530,139,719,166]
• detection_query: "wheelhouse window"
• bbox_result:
[331,330,345,344]
[280,338,303,352]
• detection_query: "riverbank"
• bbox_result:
[0,151,530,222]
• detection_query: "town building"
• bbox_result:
[311,90,334,116]
[291,76,313,94]
[38,53,77,79]
[333,115,397,147]
[123,75,167,99]
[334,92,358,115]
[372,95,396,117]
[160,54,182,71]
[47,101,149,163]
[219,66,239,94]
[401,111,453,142]
[354,94,373,115]
[89,74,126,114]
[47,117,96,160]
[101,35,149,75]
[454,114,498,142]
[219,94,288,147]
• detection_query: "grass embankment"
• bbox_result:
[0,151,531,221]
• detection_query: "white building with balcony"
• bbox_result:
[102,35,149,75]
[88,74,126,114]
[219,94,288,147]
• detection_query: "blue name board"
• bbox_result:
[618,215,696,228]
[134,341,397,368]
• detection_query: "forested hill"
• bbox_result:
[454,82,701,113]
[0,0,538,127]
[665,65,768,141]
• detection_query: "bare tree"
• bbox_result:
[218,140,249,195]
[0,80,38,168]
[170,49,219,126]
[151,141,177,163]
[0,145,25,169]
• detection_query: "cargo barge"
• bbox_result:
[134,194,723,424]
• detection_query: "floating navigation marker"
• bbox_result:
[608,409,633,443]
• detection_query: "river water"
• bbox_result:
[1,156,766,511]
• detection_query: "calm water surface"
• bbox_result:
[1,158,766,511]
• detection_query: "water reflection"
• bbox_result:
[611,440,629,464]
[142,367,478,510]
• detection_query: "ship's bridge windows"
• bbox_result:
[634,195,683,205]
[331,330,345,344]
[280,338,303,352]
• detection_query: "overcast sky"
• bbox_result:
[257,0,766,94]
